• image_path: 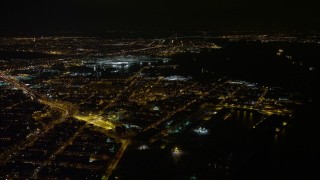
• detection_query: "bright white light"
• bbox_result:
[138,145,149,150]
[164,75,191,81]
[194,127,209,135]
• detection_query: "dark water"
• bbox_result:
[113,106,318,179]
[171,41,318,98]
[176,42,319,179]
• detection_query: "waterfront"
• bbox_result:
[0,35,318,179]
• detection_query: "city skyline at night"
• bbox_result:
[1,1,319,179]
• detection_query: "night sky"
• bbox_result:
[1,0,319,34]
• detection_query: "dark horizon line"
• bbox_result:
[1,28,320,38]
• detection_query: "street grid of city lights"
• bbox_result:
[0,35,307,179]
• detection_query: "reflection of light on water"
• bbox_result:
[274,134,279,144]
[281,127,286,136]
[274,126,288,145]
[172,146,183,163]
[172,147,183,158]
[248,112,254,128]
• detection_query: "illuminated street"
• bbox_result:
[0,34,318,179]
[73,114,115,130]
